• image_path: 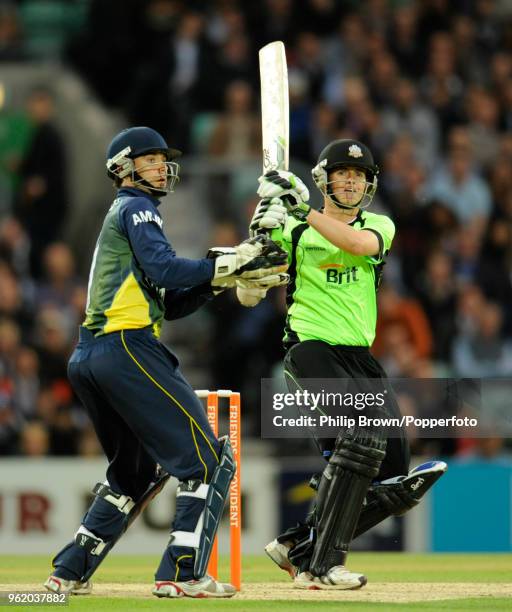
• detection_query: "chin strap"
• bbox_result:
[132,172,167,197]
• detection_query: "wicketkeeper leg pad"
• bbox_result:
[161,436,235,581]
[309,428,386,577]
[52,470,170,582]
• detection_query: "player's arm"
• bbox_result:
[120,199,214,290]
[257,171,393,259]
[306,209,380,257]
[163,283,215,320]
[121,199,288,292]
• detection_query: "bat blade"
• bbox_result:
[259,41,289,173]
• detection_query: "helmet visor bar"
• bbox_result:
[132,160,180,194]
[325,175,376,210]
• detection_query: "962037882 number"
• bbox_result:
[0,591,68,606]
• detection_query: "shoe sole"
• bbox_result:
[294,575,367,591]
[153,583,236,599]
[182,591,237,598]
[44,579,92,596]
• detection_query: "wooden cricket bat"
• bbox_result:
[236,41,290,307]
[259,41,289,175]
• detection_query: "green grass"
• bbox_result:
[1,554,511,611]
[17,599,509,611]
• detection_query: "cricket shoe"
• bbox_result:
[264,539,298,578]
[44,575,92,595]
[152,575,236,598]
[294,566,367,590]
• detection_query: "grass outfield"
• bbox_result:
[1,553,511,610]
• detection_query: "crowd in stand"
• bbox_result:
[1,0,512,459]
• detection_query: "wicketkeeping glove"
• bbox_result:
[249,197,288,236]
[257,170,311,222]
[209,234,288,289]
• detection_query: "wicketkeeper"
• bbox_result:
[43,127,288,599]
[239,139,447,590]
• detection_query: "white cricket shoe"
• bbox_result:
[44,575,92,595]
[152,575,236,598]
[264,539,298,578]
[294,566,367,590]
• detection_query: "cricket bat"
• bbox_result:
[237,41,289,307]
[259,40,289,175]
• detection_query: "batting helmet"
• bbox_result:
[312,139,379,209]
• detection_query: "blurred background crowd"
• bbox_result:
[1,0,512,461]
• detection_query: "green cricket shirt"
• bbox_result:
[271,210,395,347]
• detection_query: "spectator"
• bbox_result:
[374,284,433,362]
[453,227,482,286]
[478,218,512,321]
[381,78,440,170]
[77,423,101,457]
[32,307,71,385]
[451,15,487,84]
[13,346,39,423]
[37,242,79,310]
[388,2,421,75]
[19,420,49,456]
[415,252,458,364]
[465,86,500,168]
[424,127,492,234]
[420,32,464,131]
[0,217,31,280]
[456,283,486,335]
[0,262,33,340]
[0,2,25,61]
[0,372,16,454]
[0,317,22,378]
[15,88,68,277]
[208,80,260,159]
[36,385,79,455]
[453,300,512,377]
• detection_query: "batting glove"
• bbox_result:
[236,286,267,307]
[249,197,288,236]
[236,272,289,307]
[237,271,289,290]
[311,158,328,192]
[257,170,311,222]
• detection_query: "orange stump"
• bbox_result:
[195,389,242,591]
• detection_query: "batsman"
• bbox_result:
[240,137,447,590]
[43,126,288,598]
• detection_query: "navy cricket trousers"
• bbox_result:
[53,326,220,581]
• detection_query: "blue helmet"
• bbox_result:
[106,127,181,196]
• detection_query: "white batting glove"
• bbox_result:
[236,286,267,307]
[237,272,289,290]
[249,197,288,236]
[311,158,328,193]
[257,170,311,222]
[257,170,309,202]
[235,272,289,307]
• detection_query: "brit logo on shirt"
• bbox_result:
[320,263,359,285]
